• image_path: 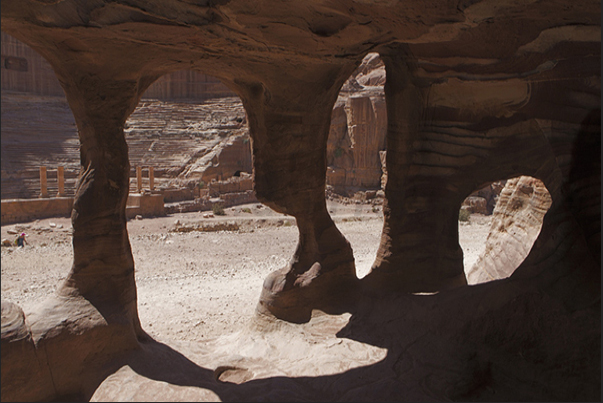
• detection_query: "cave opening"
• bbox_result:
[324,52,386,279]
[127,69,251,203]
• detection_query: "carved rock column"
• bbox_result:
[362,45,468,294]
[39,166,48,198]
[57,166,66,197]
[136,165,143,193]
[234,62,360,323]
[149,166,155,191]
[58,72,143,321]
[15,67,155,400]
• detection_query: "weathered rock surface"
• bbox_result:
[466,176,553,284]
[1,0,599,401]
[327,89,387,194]
[91,285,601,402]
[326,54,387,194]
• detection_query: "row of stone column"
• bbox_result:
[135,166,155,193]
[38,166,156,197]
[39,166,66,198]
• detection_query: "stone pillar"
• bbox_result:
[39,166,48,198]
[39,68,154,347]
[57,166,65,197]
[136,166,142,193]
[2,53,158,400]
[364,44,599,306]
[148,167,154,191]
[363,45,469,294]
[234,60,360,323]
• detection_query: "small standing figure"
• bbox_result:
[15,233,28,248]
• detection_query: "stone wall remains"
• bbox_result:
[125,194,166,219]
[1,197,73,225]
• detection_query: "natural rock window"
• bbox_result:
[326,53,386,197]
[324,53,386,278]
[125,71,252,209]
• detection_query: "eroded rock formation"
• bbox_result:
[1,0,600,401]
[466,176,553,284]
[326,55,387,194]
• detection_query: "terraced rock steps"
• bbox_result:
[1,92,80,199]
[1,93,249,199]
[124,97,248,192]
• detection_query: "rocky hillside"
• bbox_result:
[123,97,251,192]
[2,49,497,203]
[1,92,80,199]
[0,93,252,199]
[1,51,392,200]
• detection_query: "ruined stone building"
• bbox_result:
[1,1,600,402]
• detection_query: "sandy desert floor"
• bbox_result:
[1,200,491,344]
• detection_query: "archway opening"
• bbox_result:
[324,52,386,279]
[125,70,278,341]
[459,176,552,285]
[125,70,251,209]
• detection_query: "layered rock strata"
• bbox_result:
[327,92,387,193]
[466,176,553,284]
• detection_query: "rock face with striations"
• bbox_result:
[326,55,387,194]
[0,1,599,401]
[466,176,553,284]
[327,92,387,193]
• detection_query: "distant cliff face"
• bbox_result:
[326,56,387,194]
